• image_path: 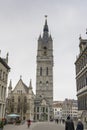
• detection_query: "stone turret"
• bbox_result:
[8,79,12,94]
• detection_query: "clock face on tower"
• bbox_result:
[43,46,47,56]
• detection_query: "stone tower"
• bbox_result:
[36,16,54,107]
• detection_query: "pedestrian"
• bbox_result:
[56,119,59,124]
[65,116,75,130]
[0,119,4,130]
[27,119,31,128]
[76,119,84,130]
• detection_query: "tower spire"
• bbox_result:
[86,28,87,34]
[43,15,49,32]
[8,79,12,93]
[29,79,32,89]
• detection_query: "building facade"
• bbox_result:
[34,17,54,121]
[6,77,35,120]
[75,36,87,122]
[0,53,10,119]
[53,101,63,120]
[62,99,78,120]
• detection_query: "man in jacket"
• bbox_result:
[65,116,75,130]
[76,119,84,130]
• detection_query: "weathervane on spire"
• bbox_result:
[43,15,49,32]
[45,15,48,19]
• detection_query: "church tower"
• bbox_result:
[36,16,54,108]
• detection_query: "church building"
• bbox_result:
[6,77,35,120]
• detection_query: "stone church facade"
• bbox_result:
[6,77,35,120]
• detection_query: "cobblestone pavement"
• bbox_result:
[4,121,30,130]
[31,122,65,130]
[4,121,65,130]
[3,121,87,130]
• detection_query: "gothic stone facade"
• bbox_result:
[75,36,87,122]
[6,78,35,120]
[34,18,54,121]
[0,53,10,119]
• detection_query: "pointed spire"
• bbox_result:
[86,28,87,34]
[49,34,52,41]
[20,75,22,79]
[6,52,9,63]
[0,50,1,56]
[43,15,49,32]
[38,34,42,41]
[8,79,12,90]
[79,34,82,40]
[29,79,32,89]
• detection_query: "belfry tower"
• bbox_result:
[35,16,54,121]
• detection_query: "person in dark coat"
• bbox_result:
[65,116,75,130]
[27,119,31,128]
[76,119,84,130]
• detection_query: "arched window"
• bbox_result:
[86,77,87,85]
[12,96,14,102]
[18,96,20,102]
[0,70,2,79]
[24,96,27,103]
[43,46,47,55]
[46,81,49,86]
[46,67,48,76]
[3,72,5,81]
[39,81,42,86]
[1,86,3,99]
[40,67,42,76]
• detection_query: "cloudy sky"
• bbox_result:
[0,0,87,101]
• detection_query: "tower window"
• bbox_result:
[40,67,42,76]
[40,81,42,86]
[46,81,49,86]
[43,46,47,55]
[86,77,87,85]
[46,67,48,76]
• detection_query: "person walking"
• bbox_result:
[65,116,75,130]
[27,119,31,128]
[76,119,84,130]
